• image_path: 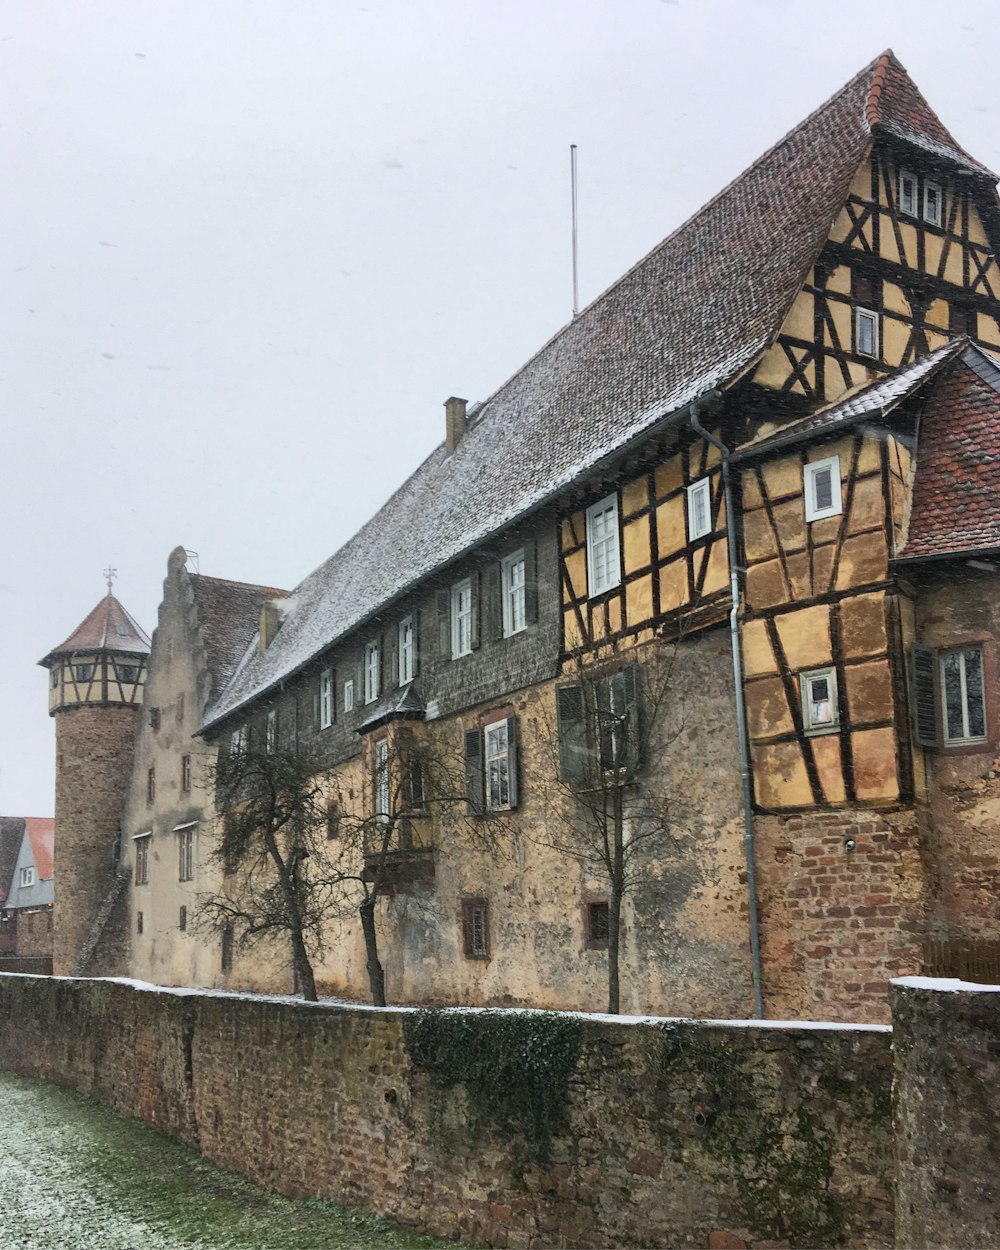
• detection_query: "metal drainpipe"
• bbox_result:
[689,403,765,1019]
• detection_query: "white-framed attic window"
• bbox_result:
[800,667,839,735]
[585,493,621,597]
[804,455,842,523]
[898,168,917,216]
[923,179,944,227]
[319,669,334,729]
[687,478,712,541]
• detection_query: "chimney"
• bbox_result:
[259,602,281,651]
[445,396,468,451]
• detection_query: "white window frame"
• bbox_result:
[484,717,513,811]
[265,708,277,754]
[940,646,987,746]
[319,669,333,729]
[398,616,414,685]
[501,550,527,638]
[585,493,621,598]
[898,168,917,217]
[804,455,842,523]
[374,738,390,821]
[923,179,943,227]
[18,866,35,888]
[855,307,879,359]
[364,641,380,704]
[800,667,839,735]
[451,579,473,658]
[344,678,355,713]
[686,477,712,542]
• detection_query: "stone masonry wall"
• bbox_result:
[0,974,893,1249]
[892,978,1000,1250]
[756,808,924,1024]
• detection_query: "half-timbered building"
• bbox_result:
[47,51,1000,1022]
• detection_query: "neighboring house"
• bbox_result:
[43,51,1000,1021]
[0,818,55,969]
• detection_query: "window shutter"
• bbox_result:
[437,589,451,657]
[485,561,502,641]
[464,728,485,815]
[412,611,420,677]
[523,541,538,625]
[469,570,481,650]
[385,627,398,690]
[556,684,590,784]
[622,664,640,773]
[505,714,519,809]
[910,643,940,747]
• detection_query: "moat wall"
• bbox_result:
[0,974,894,1249]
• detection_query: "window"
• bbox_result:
[319,669,334,728]
[50,668,60,688]
[117,663,139,683]
[178,905,187,932]
[136,911,144,936]
[181,754,191,792]
[924,179,943,227]
[462,899,490,959]
[221,924,234,973]
[451,579,474,657]
[344,678,355,713]
[501,551,527,637]
[266,708,278,753]
[687,477,712,541]
[326,799,340,840]
[941,646,986,745]
[586,901,610,949]
[176,693,185,724]
[557,667,639,784]
[404,758,425,812]
[586,494,621,597]
[18,866,35,888]
[74,663,94,683]
[374,738,390,820]
[804,455,842,522]
[149,707,160,730]
[364,641,380,704]
[465,715,519,814]
[146,766,156,804]
[134,834,150,886]
[177,825,195,881]
[855,307,879,359]
[800,667,839,734]
[230,724,248,758]
[398,617,415,684]
[597,668,638,774]
[899,168,917,216]
[222,814,237,876]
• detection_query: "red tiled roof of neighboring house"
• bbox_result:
[24,818,54,881]
[189,574,288,700]
[204,51,996,729]
[898,347,1000,562]
[40,593,151,666]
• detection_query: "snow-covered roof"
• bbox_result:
[204,50,989,729]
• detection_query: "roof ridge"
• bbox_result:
[864,49,894,130]
[190,572,289,598]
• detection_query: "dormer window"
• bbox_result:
[855,308,879,359]
[899,168,917,216]
[923,179,943,227]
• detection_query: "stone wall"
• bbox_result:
[0,974,893,1249]
[892,978,1000,1250]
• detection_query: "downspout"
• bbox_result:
[690,403,765,1019]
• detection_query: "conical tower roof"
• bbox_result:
[39,592,151,668]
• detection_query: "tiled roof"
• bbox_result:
[898,347,1000,562]
[40,593,150,666]
[24,818,54,881]
[204,51,984,729]
[189,573,288,702]
[733,341,967,458]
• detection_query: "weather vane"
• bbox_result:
[103,565,117,593]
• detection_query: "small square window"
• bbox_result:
[319,669,334,729]
[586,901,610,949]
[74,663,94,683]
[804,455,842,523]
[344,678,355,713]
[855,307,879,359]
[462,898,490,959]
[899,168,917,216]
[800,667,839,734]
[686,477,712,541]
[923,180,943,227]
[19,866,35,888]
[586,494,621,597]
[117,663,139,684]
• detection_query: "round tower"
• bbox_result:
[39,581,150,975]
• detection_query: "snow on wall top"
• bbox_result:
[204,51,973,729]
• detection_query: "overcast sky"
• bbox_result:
[5,0,1000,815]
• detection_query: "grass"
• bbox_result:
[0,1070,467,1249]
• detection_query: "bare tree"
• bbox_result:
[535,641,683,1014]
